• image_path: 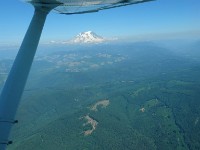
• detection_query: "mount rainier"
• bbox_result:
[72,31,104,43]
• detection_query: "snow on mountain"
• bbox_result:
[48,31,118,45]
[72,31,104,43]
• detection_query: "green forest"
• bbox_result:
[0,41,200,150]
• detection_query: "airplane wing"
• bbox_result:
[26,0,154,14]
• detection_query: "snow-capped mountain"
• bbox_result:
[72,31,104,43]
[49,31,118,45]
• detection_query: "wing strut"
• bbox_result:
[0,6,53,150]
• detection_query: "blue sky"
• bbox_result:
[0,0,200,45]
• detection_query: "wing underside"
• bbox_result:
[26,0,154,14]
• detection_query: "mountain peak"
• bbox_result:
[73,31,104,44]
